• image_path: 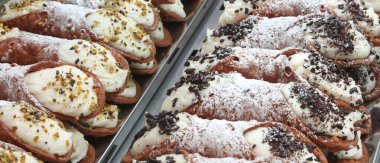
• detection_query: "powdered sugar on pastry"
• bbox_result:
[0,101,73,156]
[86,9,153,59]
[65,124,88,163]
[81,104,118,129]
[24,65,98,117]
[58,39,129,93]
[159,0,186,19]
[237,15,371,60]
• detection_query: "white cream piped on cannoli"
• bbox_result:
[119,80,137,98]
[0,1,46,21]
[65,124,89,163]
[130,60,154,70]
[130,113,191,156]
[0,100,73,156]
[301,17,370,60]
[24,65,98,118]
[282,84,364,141]
[58,39,129,93]
[85,9,153,59]
[150,20,165,41]
[159,0,186,19]
[162,74,233,113]
[81,104,118,129]
[288,52,362,105]
[333,132,363,160]
[244,127,319,162]
[0,144,41,163]
[112,0,156,29]
[326,0,380,37]
[347,66,376,94]
[219,0,265,26]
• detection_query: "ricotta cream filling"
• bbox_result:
[85,9,153,59]
[219,0,255,26]
[0,147,41,163]
[244,127,319,162]
[289,52,363,105]
[119,80,137,98]
[130,60,154,69]
[65,125,89,163]
[0,1,45,22]
[130,113,191,156]
[282,85,364,141]
[81,104,118,129]
[159,0,186,19]
[150,20,165,40]
[25,65,98,117]
[364,0,380,12]
[58,39,129,93]
[0,101,73,156]
[0,24,20,41]
[334,132,363,160]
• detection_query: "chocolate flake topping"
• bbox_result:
[346,67,374,94]
[339,0,374,25]
[211,17,257,44]
[263,127,315,159]
[132,111,180,147]
[167,71,216,102]
[303,16,355,55]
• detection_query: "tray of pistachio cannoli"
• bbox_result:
[115,0,380,163]
[0,0,213,162]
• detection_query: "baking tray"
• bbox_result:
[111,0,380,162]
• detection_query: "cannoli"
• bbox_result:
[0,140,42,163]
[249,0,380,42]
[162,72,371,151]
[65,124,95,163]
[130,59,159,75]
[128,112,327,162]
[29,0,161,31]
[185,47,363,106]
[0,100,73,162]
[0,62,105,121]
[158,0,187,22]
[71,104,119,137]
[346,66,380,102]
[0,1,155,63]
[151,20,173,47]
[106,78,143,105]
[0,26,132,96]
[203,15,372,67]
[364,0,380,14]
[124,151,295,163]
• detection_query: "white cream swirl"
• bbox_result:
[81,104,118,129]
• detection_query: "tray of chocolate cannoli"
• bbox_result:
[0,0,212,162]
[115,0,380,163]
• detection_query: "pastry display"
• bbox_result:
[0,140,42,163]
[0,0,200,162]
[0,0,155,63]
[185,47,363,105]
[203,15,372,67]
[128,112,328,162]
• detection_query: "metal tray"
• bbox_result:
[110,0,380,162]
[93,0,217,162]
